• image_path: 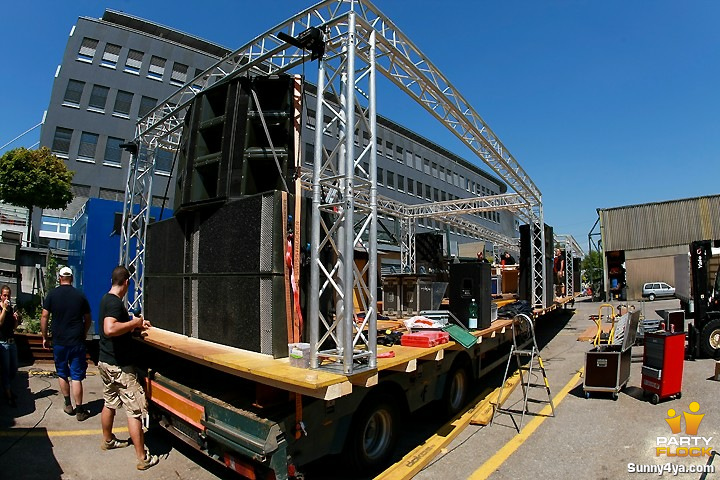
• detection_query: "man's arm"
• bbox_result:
[83,313,92,337]
[103,314,149,337]
[41,309,51,349]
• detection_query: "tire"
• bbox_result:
[344,392,401,473]
[651,394,660,405]
[443,363,472,417]
[648,293,655,301]
[699,318,720,358]
[676,392,682,400]
[612,392,618,401]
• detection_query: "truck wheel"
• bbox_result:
[648,293,655,301]
[699,318,720,358]
[344,392,400,473]
[443,363,472,417]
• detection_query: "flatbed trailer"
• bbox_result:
[137,316,519,479]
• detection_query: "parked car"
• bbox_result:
[642,282,675,301]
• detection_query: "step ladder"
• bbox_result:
[491,313,555,431]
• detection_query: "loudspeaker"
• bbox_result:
[416,232,445,273]
[519,223,553,306]
[145,191,295,357]
[449,262,491,329]
[174,75,299,214]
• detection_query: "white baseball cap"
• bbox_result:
[59,266,73,277]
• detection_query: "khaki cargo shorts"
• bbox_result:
[98,361,147,418]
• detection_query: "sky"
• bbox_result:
[1,0,719,253]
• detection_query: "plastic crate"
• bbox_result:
[401,331,450,348]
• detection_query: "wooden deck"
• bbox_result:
[139,318,515,401]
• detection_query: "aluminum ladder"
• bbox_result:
[491,313,555,430]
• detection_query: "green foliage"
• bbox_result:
[16,295,43,334]
[0,147,73,211]
[45,251,58,291]
[582,250,604,283]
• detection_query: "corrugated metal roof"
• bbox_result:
[598,195,720,251]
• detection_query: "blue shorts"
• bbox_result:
[53,344,87,381]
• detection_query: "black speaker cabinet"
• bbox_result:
[449,262,491,329]
[145,191,294,357]
[174,74,299,214]
[519,223,553,306]
[416,232,445,273]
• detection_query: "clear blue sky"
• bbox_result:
[1,1,719,252]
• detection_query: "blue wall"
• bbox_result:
[68,198,172,336]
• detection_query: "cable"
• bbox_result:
[0,369,54,459]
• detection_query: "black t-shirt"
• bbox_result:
[43,285,91,346]
[98,293,135,367]
[0,304,15,340]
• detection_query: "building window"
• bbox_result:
[101,43,121,69]
[431,162,438,178]
[304,142,314,165]
[306,109,316,129]
[439,165,445,182]
[407,178,414,195]
[170,62,188,87]
[405,150,413,166]
[113,90,133,118]
[414,154,422,171]
[155,148,174,174]
[376,137,383,155]
[354,129,359,146]
[88,85,109,112]
[104,137,123,166]
[77,37,98,63]
[78,132,99,161]
[378,168,384,185]
[191,68,204,91]
[52,127,72,156]
[386,171,395,189]
[425,184,431,200]
[397,174,405,192]
[395,145,403,162]
[62,79,84,107]
[323,115,333,136]
[433,188,439,202]
[99,188,124,202]
[147,56,166,81]
[362,131,370,147]
[138,96,157,118]
[124,49,143,75]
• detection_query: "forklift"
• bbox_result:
[687,240,720,359]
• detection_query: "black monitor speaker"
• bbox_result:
[449,262,491,329]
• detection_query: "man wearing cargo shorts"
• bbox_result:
[98,265,158,470]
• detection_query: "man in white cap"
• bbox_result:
[41,266,92,421]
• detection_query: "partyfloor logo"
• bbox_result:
[656,402,713,457]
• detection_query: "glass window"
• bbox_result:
[378,168,384,185]
[52,127,72,155]
[77,37,98,62]
[376,137,383,155]
[170,62,189,87]
[323,115,333,136]
[407,178,414,195]
[439,166,445,182]
[305,142,314,165]
[78,132,99,160]
[423,158,431,174]
[414,154,422,171]
[386,171,395,189]
[155,148,174,173]
[354,128,359,146]
[124,49,143,74]
[385,141,393,158]
[363,132,370,147]
[306,109,316,129]
[404,150,413,166]
[104,137,123,165]
[431,162,438,178]
[113,90,133,117]
[63,79,84,106]
[397,174,404,192]
[433,188,439,201]
[138,96,157,118]
[396,145,403,162]
[101,43,121,68]
[88,85,109,111]
[425,184,431,200]
[147,56,166,81]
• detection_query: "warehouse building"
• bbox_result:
[597,194,720,300]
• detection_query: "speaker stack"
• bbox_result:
[145,74,303,358]
[519,223,554,306]
[449,262,492,330]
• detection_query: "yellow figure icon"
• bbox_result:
[683,402,704,435]
[665,408,682,434]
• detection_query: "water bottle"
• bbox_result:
[468,298,478,329]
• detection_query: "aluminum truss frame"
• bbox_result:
[121,0,547,374]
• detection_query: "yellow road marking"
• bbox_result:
[0,427,128,438]
[468,368,584,480]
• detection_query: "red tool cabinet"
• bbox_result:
[641,331,685,404]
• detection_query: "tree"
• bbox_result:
[0,147,74,243]
[582,250,604,285]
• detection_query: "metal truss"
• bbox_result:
[122,0,547,374]
[555,234,584,299]
[119,144,155,313]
